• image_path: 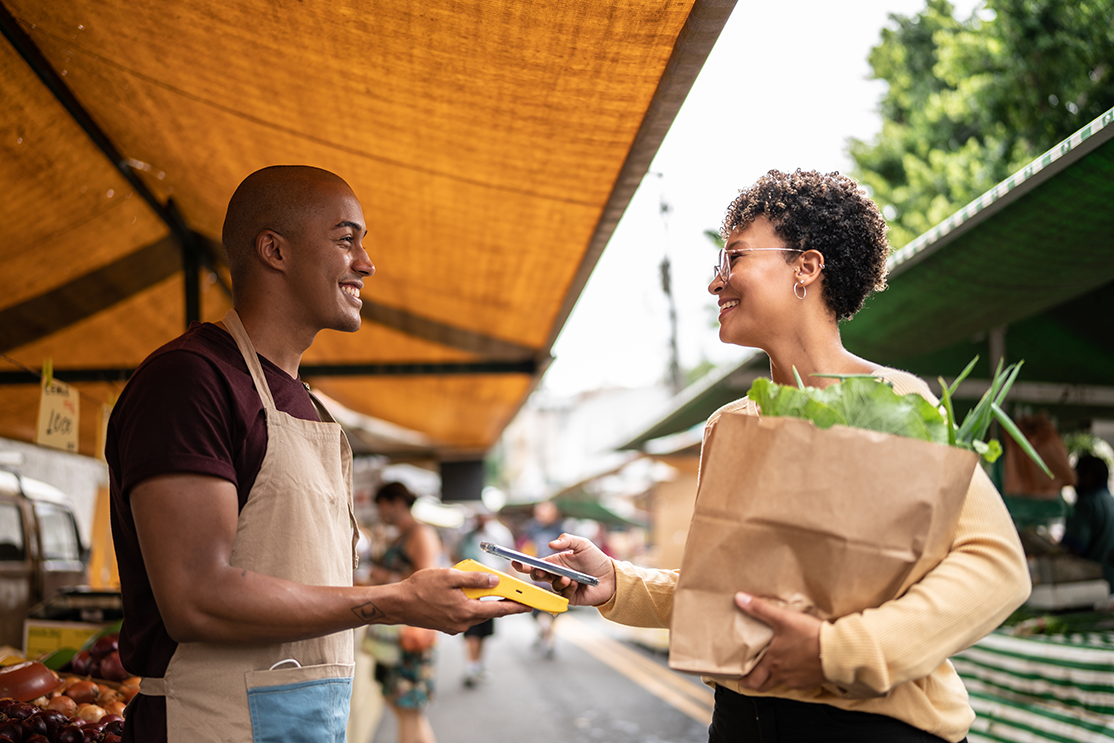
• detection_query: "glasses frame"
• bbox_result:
[712,247,804,284]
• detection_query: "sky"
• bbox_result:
[540,0,980,396]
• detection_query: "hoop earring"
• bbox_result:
[794,281,806,300]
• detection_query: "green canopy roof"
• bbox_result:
[622,106,1114,449]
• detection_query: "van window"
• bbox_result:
[34,503,81,561]
[0,501,25,561]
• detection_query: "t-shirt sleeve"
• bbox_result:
[112,350,240,498]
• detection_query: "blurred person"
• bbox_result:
[368,482,444,743]
[458,507,516,686]
[520,170,1029,743]
[106,166,527,743]
[1062,455,1114,589]
[517,500,567,658]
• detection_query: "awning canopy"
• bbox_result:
[0,0,736,460]
[622,106,1114,449]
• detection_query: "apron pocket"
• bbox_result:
[246,661,354,743]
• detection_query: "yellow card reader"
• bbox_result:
[454,559,569,614]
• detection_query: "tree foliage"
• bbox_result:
[850,0,1114,248]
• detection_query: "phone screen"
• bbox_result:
[479,541,601,586]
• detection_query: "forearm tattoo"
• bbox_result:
[352,602,386,622]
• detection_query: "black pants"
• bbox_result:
[709,687,967,743]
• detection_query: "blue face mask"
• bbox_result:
[248,672,352,743]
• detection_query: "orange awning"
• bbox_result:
[0,0,735,459]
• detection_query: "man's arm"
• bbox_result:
[131,473,528,644]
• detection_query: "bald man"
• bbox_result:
[106,166,528,743]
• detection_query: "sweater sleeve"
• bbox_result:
[819,370,1032,696]
[597,560,679,629]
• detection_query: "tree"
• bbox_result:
[850,0,1114,248]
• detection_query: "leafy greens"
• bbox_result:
[747,357,1052,477]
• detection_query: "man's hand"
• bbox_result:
[512,534,616,607]
[734,591,825,692]
[390,568,531,634]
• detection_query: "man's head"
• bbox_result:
[1076,455,1111,495]
[221,165,373,334]
[533,500,560,525]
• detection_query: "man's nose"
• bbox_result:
[355,248,375,277]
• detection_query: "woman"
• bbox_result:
[368,482,443,743]
[528,170,1030,743]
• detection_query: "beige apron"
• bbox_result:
[140,309,359,742]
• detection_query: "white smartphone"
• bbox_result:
[479,541,601,586]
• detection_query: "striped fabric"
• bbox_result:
[953,631,1114,742]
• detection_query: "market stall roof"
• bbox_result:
[0,0,736,460]
[622,106,1114,449]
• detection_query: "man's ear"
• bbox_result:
[256,229,287,273]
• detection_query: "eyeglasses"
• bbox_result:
[711,248,803,284]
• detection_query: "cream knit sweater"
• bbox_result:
[598,369,1031,742]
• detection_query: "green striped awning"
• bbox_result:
[953,631,1114,742]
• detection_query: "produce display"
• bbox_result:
[0,632,137,743]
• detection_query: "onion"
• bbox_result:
[63,681,98,705]
[55,725,84,743]
[75,704,105,723]
[103,701,126,717]
[46,695,78,716]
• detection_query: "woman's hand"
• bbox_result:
[734,591,824,691]
[513,534,616,607]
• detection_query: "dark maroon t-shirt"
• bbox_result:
[105,321,320,743]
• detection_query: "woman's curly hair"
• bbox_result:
[720,169,889,321]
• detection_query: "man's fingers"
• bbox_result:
[480,599,532,616]
[452,569,500,588]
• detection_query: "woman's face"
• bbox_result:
[376,498,403,526]
[708,216,801,348]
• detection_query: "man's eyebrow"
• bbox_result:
[335,220,367,236]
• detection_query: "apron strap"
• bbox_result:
[139,676,168,696]
[222,309,277,411]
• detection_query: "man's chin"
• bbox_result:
[329,314,362,334]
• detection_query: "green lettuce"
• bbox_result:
[746,357,1052,476]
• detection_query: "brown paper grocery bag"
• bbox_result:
[668,412,977,683]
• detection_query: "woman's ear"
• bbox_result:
[796,250,826,287]
[256,229,287,272]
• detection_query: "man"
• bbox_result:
[106,166,527,743]
[517,500,567,658]
[458,506,515,686]
[1062,454,1114,590]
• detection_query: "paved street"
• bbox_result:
[361,608,712,743]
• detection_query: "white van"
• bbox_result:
[0,470,88,649]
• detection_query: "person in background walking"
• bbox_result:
[368,482,444,743]
[517,500,567,658]
[458,506,516,686]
